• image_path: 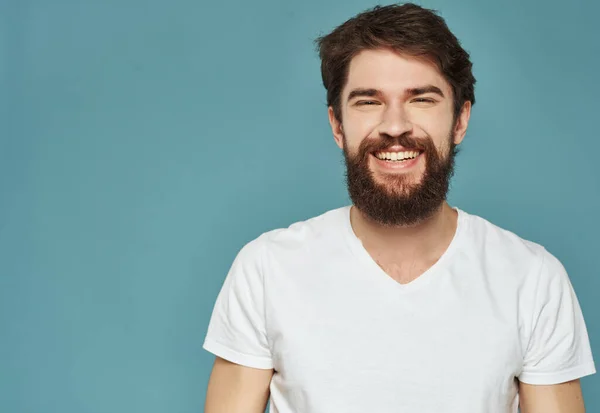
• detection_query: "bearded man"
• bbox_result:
[203,4,596,413]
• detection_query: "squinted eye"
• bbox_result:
[355,100,380,106]
[412,98,436,103]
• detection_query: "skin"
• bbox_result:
[519,380,586,413]
[204,47,587,413]
[204,357,273,413]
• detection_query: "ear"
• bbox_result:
[452,101,472,145]
[328,107,344,150]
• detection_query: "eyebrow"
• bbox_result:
[406,85,445,98]
[346,85,445,102]
[346,88,380,102]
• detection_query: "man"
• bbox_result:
[203,4,596,413]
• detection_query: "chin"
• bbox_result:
[372,169,423,185]
[374,179,420,197]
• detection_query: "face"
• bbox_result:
[328,48,471,227]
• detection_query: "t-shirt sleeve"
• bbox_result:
[203,238,273,370]
[518,250,596,385]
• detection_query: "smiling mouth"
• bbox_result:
[373,150,423,162]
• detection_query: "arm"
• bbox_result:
[205,356,274,413]
[519,379,585,413]
[517,251,595,412]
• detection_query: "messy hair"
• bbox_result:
[316,3,476,121]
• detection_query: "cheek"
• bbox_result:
[342,113,381,145]
[412,111,454,144]
[411,107,447,128]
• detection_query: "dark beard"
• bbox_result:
[343,132,459,227]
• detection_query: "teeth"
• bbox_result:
[375,150,420,161]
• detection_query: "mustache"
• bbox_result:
[358,133,433,155]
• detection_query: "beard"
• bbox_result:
[343,131,459,227]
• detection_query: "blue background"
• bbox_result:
[1,0,598,411]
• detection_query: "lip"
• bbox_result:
[370,151,423,172]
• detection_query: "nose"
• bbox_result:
[377,104,413,138]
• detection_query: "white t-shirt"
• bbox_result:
[203,206,596,413]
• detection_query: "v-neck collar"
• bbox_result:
[341,205,467,293]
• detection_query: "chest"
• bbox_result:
[265,271,523,412]
[374,258,432,284]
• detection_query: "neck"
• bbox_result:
[350,202,458,261]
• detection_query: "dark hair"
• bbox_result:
[315,3,476,122]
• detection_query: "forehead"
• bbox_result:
[344,48,451,97]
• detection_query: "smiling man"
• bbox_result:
[203,4,596,413]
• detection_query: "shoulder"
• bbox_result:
[263,206,349,243]
[236,205,350,265]
[458,209,560,282]
[461,210,543,255]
